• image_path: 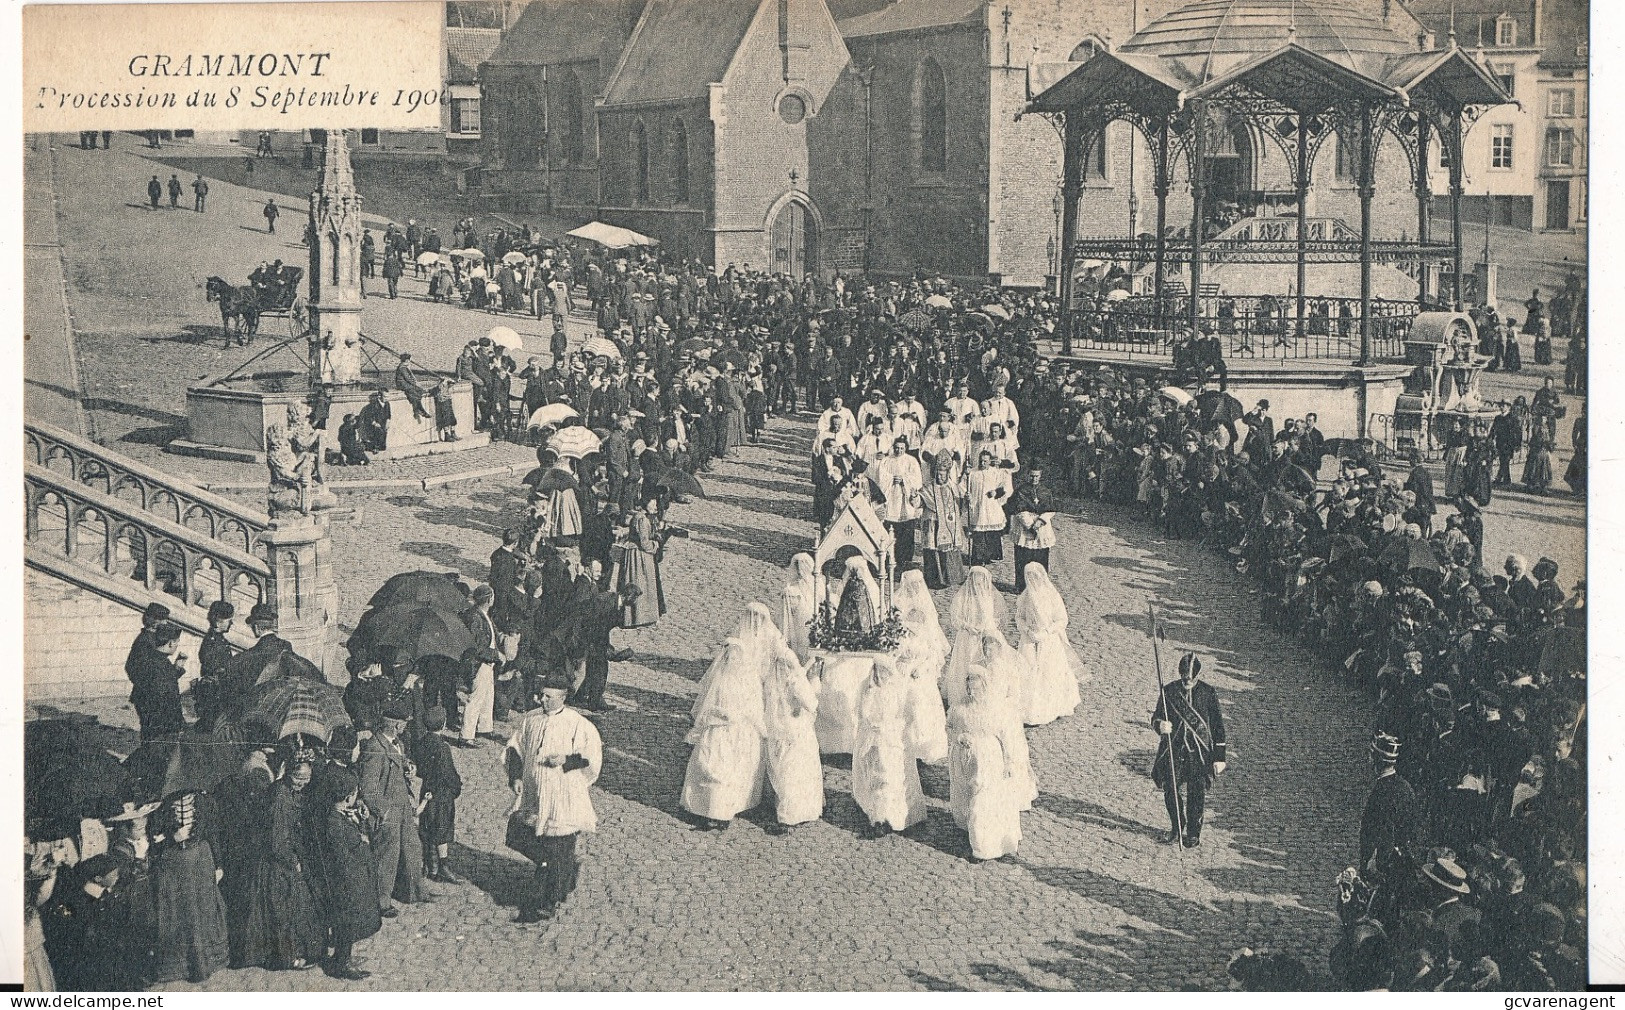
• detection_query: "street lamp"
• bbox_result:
[1051,187,1064,296]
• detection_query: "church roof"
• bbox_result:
[448,27,502,84]
[483,0,646,69]
[836,0,982,39]
[1118,0,1426,87]
[601,0,762,106]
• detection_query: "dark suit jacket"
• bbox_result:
[358,732,415,816]
[1151,680,1227,786]
[1359,771,1420,877]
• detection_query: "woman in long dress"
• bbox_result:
[1523,422,1555,494]
[532,451,583,547]
[943,566,1009,707]
[1014,563,1087,726]
[966,449,1013,566]
[919,452,968,588]
[947,665,1023,860]
[761,642,824,826]
[895,570,950,764]
[614,498,665,628]
[852,656,928,836]
[148,793,231,985]
[238,762,324,971]
[680,639,767,830]
[780,553,818,664]
[720,368,748,451]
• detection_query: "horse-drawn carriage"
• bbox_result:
[205,265,309,345]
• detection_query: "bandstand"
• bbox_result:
[1028,0,1510,398]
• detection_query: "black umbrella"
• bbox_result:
[25,720,129,837]
[1537,625,1585,676]
[648,468,706,499]
[227,645,325,688]
[366,571,471,612]
[713,349,746,371]
[124,729,244,803]
[676,337,709,354]
[352,603,475,666]
[1383,538,1441,575]
[1197,390,1245,429]
[1262,489,1306,519]
[1328,533,1369,564]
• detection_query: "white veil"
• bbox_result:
[895,569,949,659]
[1015,564,1068,638]
[689,638,766,738]
[949,566,1008,638]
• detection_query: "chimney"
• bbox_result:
[1420,30,1436,51]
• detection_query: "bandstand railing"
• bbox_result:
[1068,294,1415,361]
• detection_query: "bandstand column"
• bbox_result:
[1058,116,1084,356]
[1295,114,1310,338]
[1357,105,1375,365]
[1153,118,1171,328]
[1416,118,1432,307]
[1448,108,1466,310]
[1188,101,1206,333]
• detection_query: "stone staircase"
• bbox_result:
[24,422,338,699]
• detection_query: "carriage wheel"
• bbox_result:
[290,296,310,338]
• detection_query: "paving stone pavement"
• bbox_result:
[81,409,1381,993]
[30,132,1587,991]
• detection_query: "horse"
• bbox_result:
[205,276,262,346]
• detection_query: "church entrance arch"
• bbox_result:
[769,195,819,280]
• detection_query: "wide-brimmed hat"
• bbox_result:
[1370,731,1402,762]
[105,799,161,823]
[1422,856,1471,894]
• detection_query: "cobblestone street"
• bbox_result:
[24,134,1586,991]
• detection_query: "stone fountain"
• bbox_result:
[173,130,483,463]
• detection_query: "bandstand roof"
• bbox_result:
[1028,0,1508,117]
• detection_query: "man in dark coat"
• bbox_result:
[394,352,432,420]
[357,699,427,916]
[303,769,380,980]
[1358,731,1420,893]
[1489,402,1522,486]
[1403,451,1437,535]
[414,706,463,884]
[1151,652,1227,847]
[219,603,296,720]
[193,601,236,729]
[147,175,163,209]
[124,602,171,684]
[129,621,187,740]
[1007,466,1057,592]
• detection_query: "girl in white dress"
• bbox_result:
[681,639,767,829]
[1014,563,1088,726]
[852,656,927,835]
[780,553,818,664]
[894,570,949,764]
[948,665,1023,860]
[978,636,1038,810]
[943,566,1010,707]
[761,641,824,826]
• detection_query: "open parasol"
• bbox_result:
[366,571,471,612]
[549,425,602,459]
[416,250,446,267]
[352,603,476,667]
[240,677,351,744]
[1158,386,1193,406]
[502,250,529,265]
[981,304,1012,320]
[1537,625,1585,676]
[924,294,953,309]
[1383,538,1442,575]
[1105,288,1132,302]
[487,326,524,352]
[899,308,933,332]
[677,337,710,355]
[965,311,993,331]
[582,335,623,359]
[1196,389,1245,428]
[528,403,580,429]
[450,247,485,261]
